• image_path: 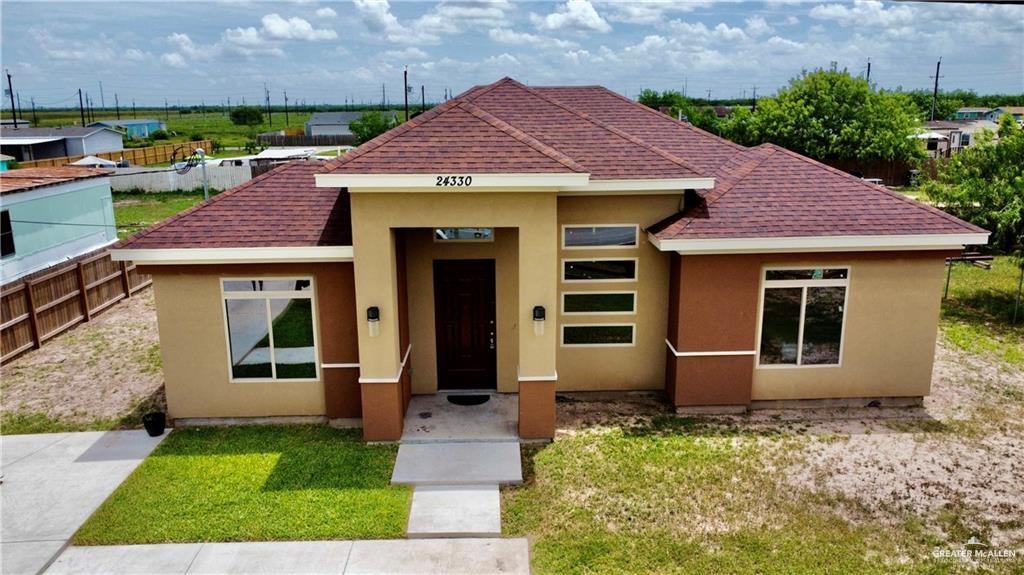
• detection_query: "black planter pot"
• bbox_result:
[142,412,166,437]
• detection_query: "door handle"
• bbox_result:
[489,332,496,350]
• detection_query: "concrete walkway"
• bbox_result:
[1,430,166,575]
[44,539,531,574]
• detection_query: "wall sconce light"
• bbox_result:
[533,305,545,336]
[367,306,381,337]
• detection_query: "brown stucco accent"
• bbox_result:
[518,379,556,439]
[672,355,753,406]
[360,381,405,441]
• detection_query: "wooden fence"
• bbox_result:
[16,140,215,168]
[0,251,151,364]
[823,158,941,187]
[256,134,357,147]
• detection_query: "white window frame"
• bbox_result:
[220,277,321,383]
[561,224,640,250]
[754,266,850,369]
[560,290,637,316]
[561,257,639,283]
[560,323,636,348]
[433,228,495,243]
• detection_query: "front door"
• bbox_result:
[434,259,497,390]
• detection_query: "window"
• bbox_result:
[1,210,14,258]
[758,267,848,367]
[562,291,636,315]
[561,324,635,346]
[222,278,318,381]
[563,225,638,249]
[434,228,493,242]
[961,132,971,146]
[563,259,637,282]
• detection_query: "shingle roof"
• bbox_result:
[0,126,113,138]
[0,167,110,194]
[115,161,350,249]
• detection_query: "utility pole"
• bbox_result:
[16,93,22,122]
[264,82,272,126]
[866,58,871,85]
[99,81,105,110]
[283,91,288,125]
[421,85,425,113]
[5,70,16,129]
[403,67,409,122]
[164,98,169,122]
[31,96,37,125]
[930,57,943,121]
[114,94,120,120]
[381,83,386,110]
[78,88,85,126]
[132,99,136,119]
[752,86,758,110]
[706,89,712,102]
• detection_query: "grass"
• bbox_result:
[0,388,164,435]
[113,190,214,239]
[940,255,1023,366]
[75,425,409,544]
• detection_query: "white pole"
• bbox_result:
[196,148,210,201]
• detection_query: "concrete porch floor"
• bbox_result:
[401,393,518,443]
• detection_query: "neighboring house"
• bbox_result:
[112,78,987,442]
[921,119,999,156]
[305,112,394,136]
[0,153,13,171]
[89,119,166,139]
[985,106,1024,123]
[0,167,117,284]
[0,126,123,162]
[954,107,990,120]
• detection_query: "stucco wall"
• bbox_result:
[404,228,520,394]
[555,194,679,391]
[146,262,358,419]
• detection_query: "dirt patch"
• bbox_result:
[0,288,165,425]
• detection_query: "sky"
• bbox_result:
[1,0,1022,110]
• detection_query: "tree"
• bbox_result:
[229,106,264,128]
[637,89,719,132]
[921,122,1024,253]
[719,68,925,164]
[349,111,397,144]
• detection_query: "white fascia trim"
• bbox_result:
[322,363,360,369]
[560,177,715,194]
[110,246,354,265]
[665,339,756,357]
[358,344,412,384]
[315,173,590,189]
[518,371,558,382]
[648,232,990,254]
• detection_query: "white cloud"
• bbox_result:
[124,48,150,62]
[488,28,578,50]
[601,0,712,25]
[666,20,747,43]
[160,52,187,68]
[260,13,336,41]
[531,0,611,34]
[809,0,914,28]
[315,6,337,19]
[353,0,440,44]
[381,47,429,61]
[745,15,772,37]
[353,0,515,44]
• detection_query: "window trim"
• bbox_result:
[220,277,321,383]
[560,323,637,348]
[561,257,639,283]
[1,210,15,259]
[560,290,637,316]
[561,224,640,250]
[433,227,495,243]
[754,266,851,369]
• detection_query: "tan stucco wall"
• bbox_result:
[555,194,679,391]
[751,256,947,400]
[405,228,519,393]
[348,191,559,384]
[147,263,359,419]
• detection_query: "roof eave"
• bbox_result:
[110,246,354,265]
[648,231,991,255]
[315,172,590,190]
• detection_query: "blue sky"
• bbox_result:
[2,0,1021,109]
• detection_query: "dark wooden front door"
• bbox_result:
[434,259,497,390]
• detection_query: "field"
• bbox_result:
[113,190,213,239]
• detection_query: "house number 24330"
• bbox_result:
[435,175,473,187]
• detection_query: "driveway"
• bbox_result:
[1,431,166,575]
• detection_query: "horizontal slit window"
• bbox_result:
[563,292,636,314]
[563,225,638,248]
[562,324,635,346]
[563,259,637,282]
[434,228,493,241]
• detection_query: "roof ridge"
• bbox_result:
[472,79,708,177]
[762,143,986,233]
[457,101,587,173]
[116,161,315,248]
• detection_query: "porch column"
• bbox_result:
[517,198,559,439]
[350,196,405,441]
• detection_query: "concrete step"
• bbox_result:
[391,442,522,486]
[407,485,501,538]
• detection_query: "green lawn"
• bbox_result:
[75,426,409,544]
[941,255,1023,366]
[113,191,213,239]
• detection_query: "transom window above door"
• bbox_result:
[434,228,493,242]
[757,267,849,367]
[562,225,638,249]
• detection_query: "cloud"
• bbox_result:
[259,13,336,41]
[160,52,187,68]
[488,28,578,50]
[353,0,440,44]
[315,6,337,18]
[600,0,712,25]
[809,0,914,28]
[667,20,747,43]
[745,16,772,37]
[531,0,611,33]
[353,0,515,44]
[381,47,430,61]
[124,48,150,62]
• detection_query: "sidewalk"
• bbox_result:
[45,539,531,575]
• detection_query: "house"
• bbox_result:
[89,119,165,139]
[922,119,999,155]
[111,78,987,442]
[0,153,13,171]
[1,167,117,283]
[985,106,1024,123]
[305,112,395,136]
[0,126,123,162]
[954,107,990,120]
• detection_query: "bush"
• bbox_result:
[188,133,204,142]
[149,130,169,140]
[349,111,397,145]
[230,106,264,127]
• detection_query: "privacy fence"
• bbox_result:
[109,165,252,193]
[0,251,150,364]
[15,140,215,168]
[256,134,356,147]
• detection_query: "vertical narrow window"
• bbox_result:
[1,210,15,258]
[758,268,848,367]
